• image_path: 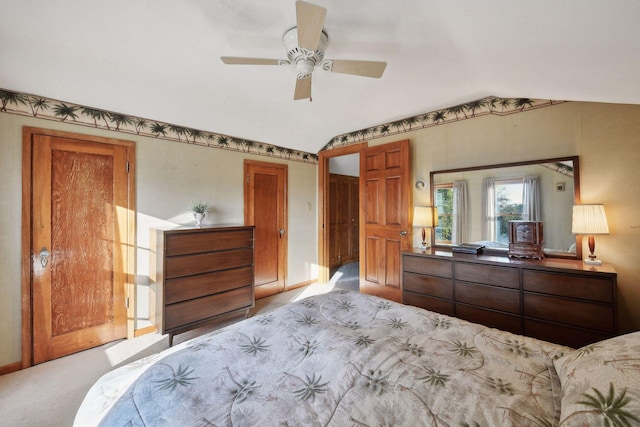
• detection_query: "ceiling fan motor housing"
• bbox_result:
[283,27,328,79]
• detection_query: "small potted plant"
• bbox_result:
[191,201,208,228]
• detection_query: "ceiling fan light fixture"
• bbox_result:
[284,26,328,70]
[296,59,315,78]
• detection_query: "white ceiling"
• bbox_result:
[2,0,640,154]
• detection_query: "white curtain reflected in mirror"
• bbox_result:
[523,175,541,221]
[483,178,496,242]
[452,180,468,245]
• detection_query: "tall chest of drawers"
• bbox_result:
[151,225,255,344]
[402,249,617,348]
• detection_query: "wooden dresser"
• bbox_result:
[402,248,617,348]
[151,225,255,344]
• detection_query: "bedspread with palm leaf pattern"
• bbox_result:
[75,290,574,426]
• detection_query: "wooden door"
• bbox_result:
[23,128,134,365]
[347,177,360,263]
[328,175,341,267]
[361,140,412,302]
[329,174,360,267]
[244,160,287,299]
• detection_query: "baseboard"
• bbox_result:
[285,279,317,291]
[0,361,22,376]
[134,325,157,337]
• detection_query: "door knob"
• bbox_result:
[39,247,51,268]
[279,228,285,236]
[400,230,408,236]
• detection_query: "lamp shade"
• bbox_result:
[572,204,609,235]
[413,206,434,227]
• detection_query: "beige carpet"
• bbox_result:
[0,283,338,427]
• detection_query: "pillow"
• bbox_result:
[553,331,640,426]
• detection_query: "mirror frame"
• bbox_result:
[430,156,582,259]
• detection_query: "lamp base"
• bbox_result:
[584,258,603,266]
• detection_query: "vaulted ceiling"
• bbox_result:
[2,1,639,154]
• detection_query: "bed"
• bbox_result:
[75,290,640,426]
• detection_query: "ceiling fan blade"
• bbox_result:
[296,1,327,51]
[326,60,387,78]
[220,56,282,65]
[294,76,312,101]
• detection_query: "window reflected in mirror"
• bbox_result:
[434,184,452,244]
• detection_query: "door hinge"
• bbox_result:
[125,297,130,309]
[246,174,250,183]
[126,161,130,173]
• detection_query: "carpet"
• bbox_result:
[329,262,360,291]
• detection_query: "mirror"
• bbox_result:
[430,156,581,259]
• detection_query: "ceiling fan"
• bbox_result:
[220,1,387,101]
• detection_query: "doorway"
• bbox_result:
[318,143,366,284]
[318,140,412,302]
[22,127,135,367]
[328,154,360,288]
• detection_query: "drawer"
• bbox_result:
[455,262,519,289]
[455,304,521,334]
[165,229,253,256]
[523,293,614,333]
[403,255,452,278]
[523,270,613,303]
[455,281,520,314]
[166,248,253,279]
[524,319,611,348]
[403,272,452,299]
[165,285,253,330]
[165,266,254,304]
[403,291,454,316]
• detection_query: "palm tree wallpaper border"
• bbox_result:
[323,97,565,151]
[0,88,318,163]
[0,88,564,162]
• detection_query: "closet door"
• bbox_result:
[26,129,132,365]
[344,176,360,263]
[329,174,360,267]
[328,175,341,267]
[244,160,287,299]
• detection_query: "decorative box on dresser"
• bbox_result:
[402,248,618,348]
[151,225,255,345]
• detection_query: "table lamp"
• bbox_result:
[571,204,610,265]
[413,206,434,248]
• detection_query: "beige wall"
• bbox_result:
[370,101,640,334]
[2,100,639,367]
[0,113,318,366]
